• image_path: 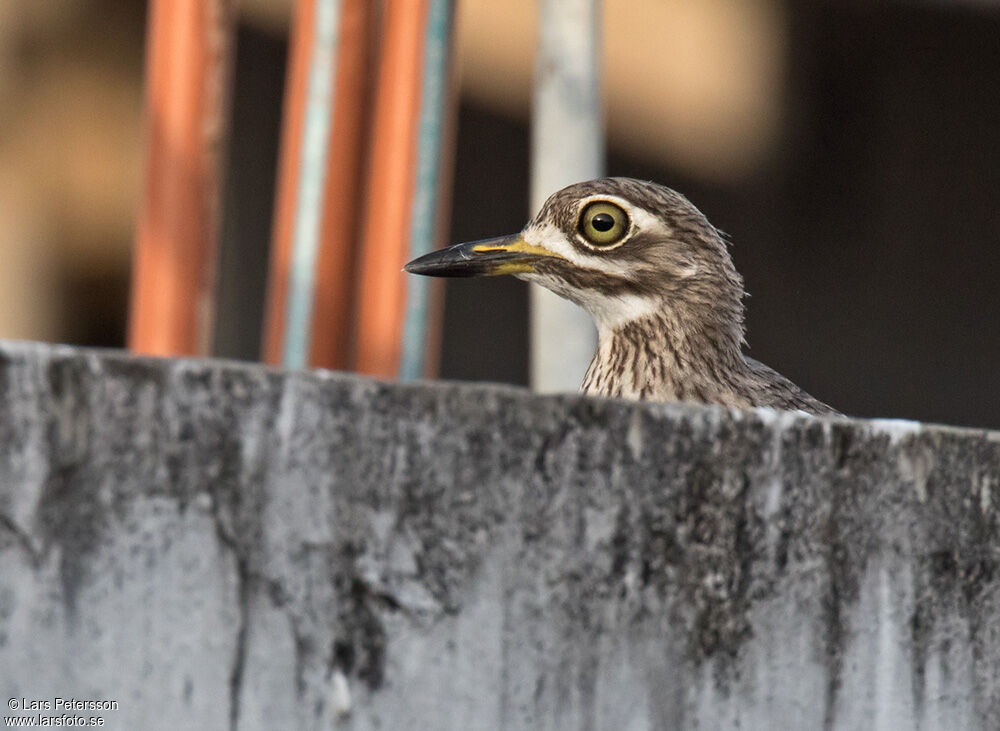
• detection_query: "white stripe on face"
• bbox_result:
[521,194,671,268]
[521,222,637,276]
[516,193,671,333]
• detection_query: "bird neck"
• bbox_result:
[582,308,749,403]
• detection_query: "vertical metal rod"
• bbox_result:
[308,0,374,370]
[265,0,372,371]
[282,0,342,370]
[262,0,315,367]
[399,0,455,382]
[129,0,235,356]
[353,0,430,378]
[531,0,603,391]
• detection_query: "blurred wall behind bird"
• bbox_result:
[0,0,144,345]
[1,0,998,427]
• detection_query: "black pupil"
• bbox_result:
[591,212,615,232]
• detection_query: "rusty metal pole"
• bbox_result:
[309,0,375,370]
[263,0,375,371]
[128,0,235,356]
[352,0,432,378]
[399,0,456,382]
[261,0,316,367]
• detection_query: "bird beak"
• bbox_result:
[403,234,556,278]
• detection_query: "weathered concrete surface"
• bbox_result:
[0,340,998,730]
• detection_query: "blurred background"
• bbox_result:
[0,0,998,427]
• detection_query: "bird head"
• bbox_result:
[405,177,745,342]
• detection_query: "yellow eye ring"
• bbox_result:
[578,200,630,247]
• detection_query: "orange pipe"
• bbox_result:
[129,0,234,356]
[262,0,316,366]
[309,0,375,370]
[353,0,430,378]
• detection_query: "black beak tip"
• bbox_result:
[403,256,432,275]
[403,246,472,277]
[402,236,527,278]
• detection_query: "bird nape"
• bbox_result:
[405,177,837,415]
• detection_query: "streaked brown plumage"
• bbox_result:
[405,177,837,415]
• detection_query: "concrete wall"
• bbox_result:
[0,340,998,730]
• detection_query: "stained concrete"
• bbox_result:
[0,340,998,730]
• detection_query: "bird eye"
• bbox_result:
[578,201,629,247]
